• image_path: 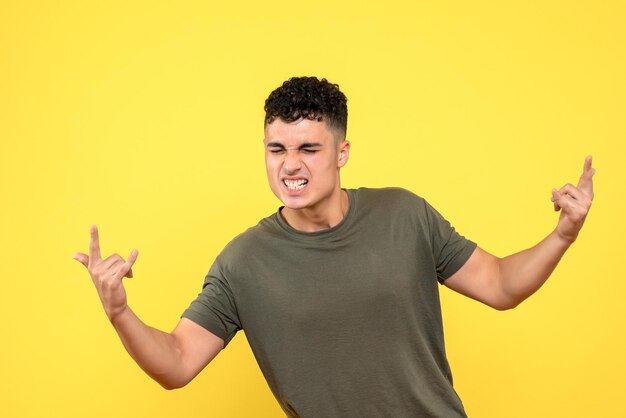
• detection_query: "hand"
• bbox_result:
[551,156,595,243]
[73,225,138,322]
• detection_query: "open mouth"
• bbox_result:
[283,179,308,191]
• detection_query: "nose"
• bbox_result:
[283,149,302,174]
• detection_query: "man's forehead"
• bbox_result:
[263,118,336,145]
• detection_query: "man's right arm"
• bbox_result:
[110,308,224,390]
[73,225,223,389]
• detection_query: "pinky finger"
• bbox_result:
[117,249,139,280]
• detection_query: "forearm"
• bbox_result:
[110,306,187,389]
[498,229,573,307]
[444,157,593,310]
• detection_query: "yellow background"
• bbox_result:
[1,1,624,417]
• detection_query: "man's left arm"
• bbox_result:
[444,156,595,310]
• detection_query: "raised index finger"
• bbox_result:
[577,155,595,197]
[89,224,102,263]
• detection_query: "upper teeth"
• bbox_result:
[284,179,307,190]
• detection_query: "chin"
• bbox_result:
[270,184,309,209]
[280,195,310,210]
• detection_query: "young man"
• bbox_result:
[74,77,594,417]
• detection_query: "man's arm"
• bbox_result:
[73,225,223,389]
[444,156,595,310]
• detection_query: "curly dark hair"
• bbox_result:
[264,76,348,139]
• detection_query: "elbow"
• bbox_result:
[159,379,188,391]
[490,296,522,311]
[160,381,180,391]
[490,274,524,311]
[155,374,191,391]
[486,287,523,310]
[492,303,515,311]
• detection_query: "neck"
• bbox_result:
[281,189,349,232]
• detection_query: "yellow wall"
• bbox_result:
[1,1,624,417]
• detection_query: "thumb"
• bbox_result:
[551,189,561,211]
[73,252,89,268]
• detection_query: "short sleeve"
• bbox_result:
[181,259,242,347]
[423,200,477,283]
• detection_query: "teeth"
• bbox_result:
[284,179,308,190]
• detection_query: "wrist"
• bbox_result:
[108,304,130,327]
[551,228,576,248]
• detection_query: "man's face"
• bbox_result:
[263,118,349,211]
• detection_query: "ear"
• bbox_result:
[337,140,350,168]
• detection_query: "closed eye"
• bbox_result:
[265,142,322,154]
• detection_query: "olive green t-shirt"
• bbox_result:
[182,187,477,417]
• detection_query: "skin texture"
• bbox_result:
[444,156,595,309]
[73,116,594,388]
[264,118,351,232]
[73,226,223,389]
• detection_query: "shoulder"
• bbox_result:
[352,186,424,201]
[351,187,427,212]
[214,212,281,266]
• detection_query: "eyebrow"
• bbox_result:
[266,142,323,149]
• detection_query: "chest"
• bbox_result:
[232,227,438,335]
